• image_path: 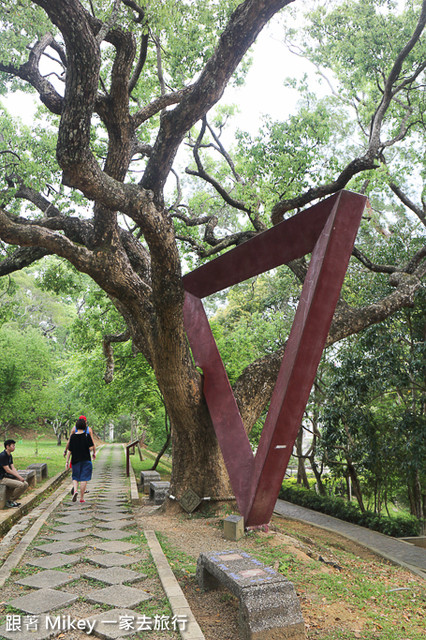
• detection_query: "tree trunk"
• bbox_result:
[296,428,310,489]
[308,456,326,495]
[346,460,365,512]
[168,406,232,501]
[407,470,424,521]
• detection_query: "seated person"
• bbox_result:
[0,439,29,508]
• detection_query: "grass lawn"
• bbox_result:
[9,438,68,478]
[129,447,172,483]
[9,438,171,482]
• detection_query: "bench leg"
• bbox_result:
[238,584,306,640]
[196,564,221,592]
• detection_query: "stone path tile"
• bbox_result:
[43,530,92,542]
[96,519,135,530]
[14,569,80,589]
[91,529,132,541]
[88,552,141,567]
[63,501,91,509]
[90,541,138,553]
[81,567,144,585]
[27,553,80,569]
[86,607,141,639]
[53,523,90,533]
[55,514,93,524]
[85,584,152,608]
[34,541,86,554]
[94,514,130,522]
[8,587,78,614]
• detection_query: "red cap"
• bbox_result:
[79,415,87,421]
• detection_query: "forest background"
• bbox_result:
[0,0,424,532]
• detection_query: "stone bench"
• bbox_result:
[140,470,161,494]
[149,481,170,505]
[27,463,48,482]
[196,550,306,640]
[17,469,37,489]
[0,484,6,509]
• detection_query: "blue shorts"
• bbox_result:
[72,460,92,482]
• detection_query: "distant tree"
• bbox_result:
[319,301,426,524]
[0,325,54,435]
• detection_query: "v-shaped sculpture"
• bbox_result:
[182,190,367,527]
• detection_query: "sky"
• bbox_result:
[223,20,313,133]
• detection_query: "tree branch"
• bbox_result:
[141,0,295,197]
[369,0,426,151]
[0,33,64,115]
[103,329,131,383]
[390,182,426,227]
[271,1,426,225]
[186,118,253,215]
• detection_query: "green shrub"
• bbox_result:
[279,483,420,537]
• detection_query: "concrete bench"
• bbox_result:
[196,550,306,640]
[140,470,161,494]
[17,469,37,489]
[27,463,48,482]
[149,481,170,505]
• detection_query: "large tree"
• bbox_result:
[0,0,424,519]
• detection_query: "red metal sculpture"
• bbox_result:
[182,190,367,527]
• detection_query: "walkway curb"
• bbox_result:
[144,529,205,640]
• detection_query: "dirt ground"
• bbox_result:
[135,501,425,640]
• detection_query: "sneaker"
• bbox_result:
[72,491,78,502]
[79,499,85,503]
[6,500,20,508]
[5,500,14,508]
[70,486,75,497]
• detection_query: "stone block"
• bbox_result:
[82,567,143,585]
[88,552,141,567]
[86,584,152,608]
[18,468,37,488]
[140,470,161,493]
[224,514,244,541]
[0,483,6,509]
[8,588,78,614]
[149,481,170,505]
[27,462,48,481]
[14,569,80,589]
[197,550,306,640]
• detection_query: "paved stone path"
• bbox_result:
[274,499,426,580]
[0,445,204,640]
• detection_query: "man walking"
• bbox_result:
[0,439,29,507]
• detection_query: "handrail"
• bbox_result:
[125,439,140,477]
